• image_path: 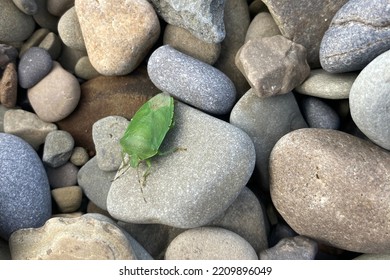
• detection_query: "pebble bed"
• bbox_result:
[0,0,390,260]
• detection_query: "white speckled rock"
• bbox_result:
[107,102,255,228]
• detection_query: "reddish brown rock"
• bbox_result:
[0,63,17,108]
[56,66,160,154]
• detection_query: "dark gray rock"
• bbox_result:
[18,47,53,89]
[148,45,236,115]
[12,0,38,15]
[0,44,18,70]
[43,130,75,168]
[349,49,390,150]
[259,236,318,260]
[320,0,390,73]
[148,0,226,43]
[46,162,79,188]
[300,97,340,130]
[0,133,51,240]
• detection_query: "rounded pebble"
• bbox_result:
[165,227,258,260]
[12,0,38,15]
[0,133,51,240]
[70,146,90,167]
[245,12,281,42]
[51,186,83,213]
[43,130,75,168]
[0,44,19,69]
[74,56,100,80]
[300,97,340,130]
[147,45,236,115]
[47,0,75,17]
[46,162,79,188]
[58,7,86,51]
[349,49,390,150]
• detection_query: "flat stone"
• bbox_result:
[163,24,221,65]
[56,67,159,153]
[300,97,340,130]
[77,156,116,210]
[107,102,255,228]
[43,130,75,168]
[46,162,79,188]
[18,47,53,89]
[295,69,358,99]
[259,236,318,260]
[3,109,57,149]
[349,49,390,150]
[214,0,250,97]
[12,0,38,15]
[70,146,90,167]
[270,128,390,253]
[165,227,258,260]
[0,133,51,240]
[262,0,349,67]
[236,35,310,98]
[9,215,137,259]
[320,0,390,73]
[51,186,83,213]
[230,90,307,191]
[47,0,75,17]
[0,44,18,70]
[149,0,226,43]
[75,0,160,76]
[28,61,80,122]
[245,12,281,42]
[58,7,86,51]
[92,116,128,171]
[0,63,18,108]
[147,45,236,115]
[0,0,35,42]
[208,187,268,253]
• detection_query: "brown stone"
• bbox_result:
[236,35,310,98]
[56,66,160,153]
[270,128,390,253]
[0,63,17,108]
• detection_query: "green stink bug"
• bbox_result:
[116,93,175,188]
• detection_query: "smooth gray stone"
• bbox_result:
[148,45,236,115]
[46,162,79,188]
[43,130,75,168]
[77,156,116,210]
[259,236,318,260]
[58,7,86,51]
[230,90,307,191]
[0,133,51,240]
[12,0,38,15]
[18,47,53,89]
[300,97,340,130]
[148,0,226,43]
[320,0,390,73]
[107,102,255,228]
[92,116,128,172]
[349,49,390,150]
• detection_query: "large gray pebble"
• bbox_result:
[349,49,390,150]
[230,90,307,191]
[147,45,236,115]
[165,227,258,260]
[107,102,255,228]
[43,130,74,168]
[0,133,51,240]
[320,0,390,73]
[148,0,226,43]
[18,47,53,89]
[77,156,116,210]
[270,128,390,253]
[92,116,128,171]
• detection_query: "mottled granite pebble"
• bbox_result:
[3,109,57,149]
[349,49,390,150]
[0,133,51,240]
[149,0,226,43]
[43,130,75,168]
[320,0,390,73]
[236,35,310,97]
[259,236,318,260]
[148,45,236,114]
[9,216,137,259]
[75,0,160,75]
[165,227,258,260]
[18,47,53,89]
[300,97,340,130]
[270,128,390,253]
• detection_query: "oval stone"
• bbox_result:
[0,133,51,240]
[270,128,390,253]
[107,102,255,228]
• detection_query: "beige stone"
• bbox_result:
[51,186,83,213]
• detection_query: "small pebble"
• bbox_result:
[0,63,18,108]
[58,7,86,51]
[43,130,75,168]
[300,97,340,130]
[70,146,90,167]
[12,0,38,15]
[18,47,53,89]
[245,12,281,42]
[46,162,79,188]
[147,45,236,115]
[74,56,100,80]
[51,186,83,213]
